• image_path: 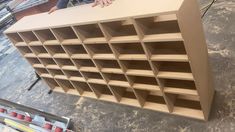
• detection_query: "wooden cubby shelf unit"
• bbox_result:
[5,0,214,120]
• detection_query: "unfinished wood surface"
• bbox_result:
[5,0,214,120]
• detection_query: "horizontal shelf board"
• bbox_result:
[99,94,117,102]
[43,40,60,45]
[71,54,90,59]
[164,87,198,96]
[120,98,140,107]
[126,69,155,77]
[93,54,115,60]
[144,102,169,112]
[173,107,204,120]
[62,65,77,71]
[37,53,51,58]
[110,35,140,43]
[80,67,99,72]
[108,80,130,88]
[143,33,183,42]
[46,65,60,69]
[157,71,194,81]
[53,87,65,93]
[53,53,69,58]
[133,83,160,91]
[40,73,53,78]
[33,64,44,68]
[66,89,80,96]
[87,78,106,85]
[119,54,147,60]
[54,75,68,80]
[69,76,86,82]
[101,68,123,74]
[83,37,106,44]
[151,54,189,62]
[15,42,27,46]
[61,39,81,45]
[82,91,97,99]
[24,53,36,58]
[28,41,41,46]
[154,14,177,22]
[178,94,200,101]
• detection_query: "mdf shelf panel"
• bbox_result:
[5,0,214,120]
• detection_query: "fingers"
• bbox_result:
[92,0,113,8]
[48,6,58,14]
[107,0,112,4]
[92,0,99,7]
[100,0,104,8]
[48,8,55,14]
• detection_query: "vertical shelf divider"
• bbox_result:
[98,22,144,106]
[72,25,121,102]
[131,18,175,111]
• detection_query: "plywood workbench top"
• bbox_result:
[5,0,184,33]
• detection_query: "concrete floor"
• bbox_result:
[0,0,235,131]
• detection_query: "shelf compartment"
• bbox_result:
[54,58,74,68]
[34,29,57,43]
[29,45,48,55]
[167,93,203,120]
[44,45,66,56]
[63,70,82,78]
[70,81,95,97]
[73,59,97,72]
[19,31,38,43]
[90,83,116,101]
[48,69,64,76]
[95,60,122,74]
[121,60,154,77]
[145,41,188,62]
[55,78,75,92]
[63,45,88,58]
[111,86,140,106]
[135,16,181,40]
[112,42,146,60]
[104,73,129,88]
[42,77,60,90]
[6,33,24,45]
[26,58,41,65]
[85,43,114,60]
[83,72,106,85]
[129,76,159,90]
[39,58,57,66]
[73,24,106,43]
[153,14,177,22]
[34,67,49,75]
[51,27,80,44]
[101,20,139,42]
[17,46,32,55]
[144,92,168,112]
[163,79,198,96]
[134,89,168,111]
[155,61,194,80]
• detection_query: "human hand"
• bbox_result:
[92,0,113,8]
[48,6,59,14]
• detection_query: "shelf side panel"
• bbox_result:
[177,0,214,120]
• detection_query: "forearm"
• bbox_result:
[56,0,69,9]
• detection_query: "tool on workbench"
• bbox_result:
[0,98,73,132]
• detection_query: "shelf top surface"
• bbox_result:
[5,0,184,33]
